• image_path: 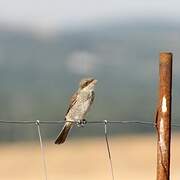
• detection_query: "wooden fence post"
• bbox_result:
[155,52,172,180]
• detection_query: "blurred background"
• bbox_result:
[0,0,180,140]
[0,0,180,179]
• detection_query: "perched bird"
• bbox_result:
[55,78,97,144]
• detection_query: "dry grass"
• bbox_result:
[1,133,180,180]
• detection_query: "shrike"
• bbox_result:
[55,78,97,144]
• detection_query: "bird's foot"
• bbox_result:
[75,119,87,127]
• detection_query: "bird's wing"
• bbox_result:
[65,91,79,116]
[89,91,95,106]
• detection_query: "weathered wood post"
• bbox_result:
[155,52,172,180]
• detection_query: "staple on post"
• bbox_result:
[155,52,172,180]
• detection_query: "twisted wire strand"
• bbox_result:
[0,120,153,125]
[36,120,48,180]
[104,120,115,180]
[0,120,179,127]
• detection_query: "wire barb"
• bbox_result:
[36,120,48,180]
[0,119,180,127]
[104,120,115,180]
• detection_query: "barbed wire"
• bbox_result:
[0,119,180,127]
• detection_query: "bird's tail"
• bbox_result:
[55,122,73,144]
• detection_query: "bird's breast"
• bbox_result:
[66,91,92,121]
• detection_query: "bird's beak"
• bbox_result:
[93,79,98,84]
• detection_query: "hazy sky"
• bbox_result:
[0,0,179,31]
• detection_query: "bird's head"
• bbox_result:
[79,78,97,91]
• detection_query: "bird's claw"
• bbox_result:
[75,119,87,127]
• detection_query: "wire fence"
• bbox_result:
[0,119,180,180]
[1,119,180,126]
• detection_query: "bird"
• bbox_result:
[55,78,97,144]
